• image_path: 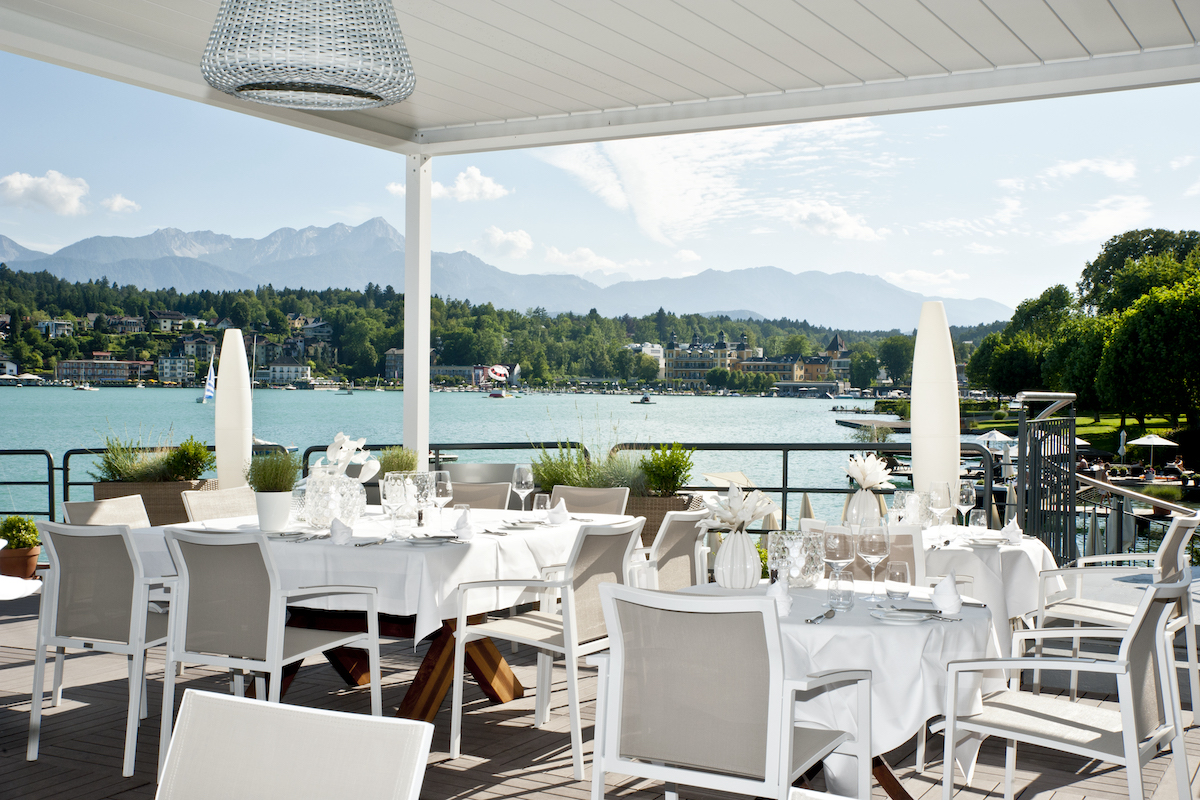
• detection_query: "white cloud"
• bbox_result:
[540,145,628,211]
[1042,158,1136,182]
[431,166,509,202]
[1170,156,1195,170]
[544,245,622,273]
[781,199,889,241]
[385,182,405,196]
[996,178,1025,191]
[993,197,1023,224]
[0,170,89,215]
[884,269,970,292]
[922,195,1024,237]
[674,249,700,262]
[932,249,945,256]
[1052,195,1152,244]
[101,194,140,213]
[483,225,532,259]
[1185,180,1200,197]
[966,242,1006,255]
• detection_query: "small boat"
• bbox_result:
[135,381,146,389]
[337,384,355,395]
[196,358,216,404]
[373,378,384,392]
[488,389,511,399]
[632,394,655,405]
[283,384,297,390]
[74,382,99,391]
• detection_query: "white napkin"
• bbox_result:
[1000,517,1023,544]
[766,578,792,616]
[330,518,353,546]
[547,499,570,526]
[452,509,474,541]
[932,571,963,614]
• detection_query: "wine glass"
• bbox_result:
[824,529,856,610]
[379,473,404,536]
[890,490,910,524]
[857,526,890,601]
[432,470,453,527]
[956,481,976,526]
[512,465,535,511]
[533,494,551,520]
[929,481,952,527]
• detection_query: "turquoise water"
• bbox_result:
[0,387,898,520]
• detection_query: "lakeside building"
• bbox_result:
[663,330,749,390]
[268,355,312,385]
[1,352,17,375]
[245,334,283,368]
[56,355,153,383]
[625,342,666,380]
[302,318,333,342]
[148,310,204,332]
[432,365,475,384]
[802,355,832,381]
[823,334,852,382]
[157,354,196,384]
[180,332,218,364]
[35,319,74,339]
[732,355,803,382]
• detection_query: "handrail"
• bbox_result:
[62,443,283,502]
[299,441,591,478]
[0,449,56,520]
[1076,472,1196,517]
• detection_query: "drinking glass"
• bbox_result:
[885,562,910,600]
[929,482,952,527]
[891,490,910,522]
[432,470,452,527]
[857,526,890,601]
[827,570,855,612]
[968,509,988,533]
[823,528,856,582]
[380,473,405,535]
[956,481,976,526]
[512,465,535,511]
[533,494,551,519]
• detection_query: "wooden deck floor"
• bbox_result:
[1,592,1197,800]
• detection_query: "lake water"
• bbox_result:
[0,387,901,521]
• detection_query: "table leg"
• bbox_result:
[872,755,914,800]
[396,619,524,722]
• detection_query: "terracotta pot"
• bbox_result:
[92,479,220,526]
[0,546,40,579]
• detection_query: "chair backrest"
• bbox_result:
[563,518,645,644]
[648,509,710,591]
[449,482,512,510]
[550,485,630,516]
[181,486,258,522]
[1154,513,1200,581]
[164,529,276,661]
[1116,571,1191,743]
[598,584,784,786]
[62,495,151,528]
[37,521,142,644]
[444,463,521,508]
[156,689,433,800]
[800,518,826,533]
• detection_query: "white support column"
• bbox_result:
[404,154,432,470]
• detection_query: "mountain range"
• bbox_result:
[0,219,1011,329]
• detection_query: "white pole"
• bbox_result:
[910,301,959,494]
[404,154,432,470]
[214,328,252,488]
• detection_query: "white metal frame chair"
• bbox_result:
[62,495,151,528]
[942,570,1193,800]
[156,689,433,800]
[627,509,710,590]
[592,584,872,800]
[449,481,513,510]
[28,521,174,776]
[550,485,630,516]
[159,528,382,776]
[181,486,257,521]
[443,462,522,509]
[451,517,646,780]
[1034,512,1200,714]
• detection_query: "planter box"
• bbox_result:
[626,494,705,547]
[93,479,220,526]
[0,546,40,579]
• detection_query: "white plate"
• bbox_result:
[968,538,1004,547]
[503,522,539,531]
[399,536,464,547]
[870,609,935,625]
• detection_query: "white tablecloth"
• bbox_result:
[132,508,629,642]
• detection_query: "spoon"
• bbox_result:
[805,609,835,624]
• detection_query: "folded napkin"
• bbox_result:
[452,509,474,541]
[1000,517,1023,544]
[766,578,792,616]
[330,518,353,546]
[932,570,963,614]
[547,499,570,526]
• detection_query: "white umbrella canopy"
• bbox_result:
[976,430,1013,444]
[1127,434,1178,467]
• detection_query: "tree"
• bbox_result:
[987,334,1042,396]
[780,334,812,356]
[1041,315,1109,421]
[705,367,729,390]
[849,350,877,389]
[1098,250,1200,315]
[877,335,915,384]
[92,313,110,333]
[1005,284,1073,342]
[965,332,1000,388]
[634,353,660,383]
[1077,228,1200,309]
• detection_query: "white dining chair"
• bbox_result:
[451,517,645,780]
[181,486,258,521]
[62,495,151,528]
[444,462,522,509]
[549,485,630,516]
[942,570,1193,800]
[627,509,710,590]
[592,583,872,800]
[448,482,512,510]
[159,529,382,777]
[156,689,433,800]
[28,521,174,776]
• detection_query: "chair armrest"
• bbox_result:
[631,547,650,560]
[788,669,871,692]
[282,585,378,603]
[1042,565,1155,579]
[459,578,568,596]
[142,576,178,588]
[946,656,1125,675]
[1070,554,1157,568]
[1012,626,1128,643]
[539,564,566,580]
[586,653,610,668]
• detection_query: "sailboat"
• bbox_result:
[196,357,216,404]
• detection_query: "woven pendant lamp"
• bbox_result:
[201,0,415,110]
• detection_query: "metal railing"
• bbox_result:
[1017,392,1078,564]
[0,450,56,520]
[1074,472,1199,563]
[300,441,591,477]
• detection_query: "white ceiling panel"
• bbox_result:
[1,0,1198,155]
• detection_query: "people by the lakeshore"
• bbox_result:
[1145,465,1156,480]
[1076,455,1090,473]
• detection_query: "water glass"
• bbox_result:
[885,561,910,600]
[380,473,405,534]
[823,528,856,577]
[827,570,855,611]
[968,509,988,533]
[533,494,551,518]
[891,490,910,522]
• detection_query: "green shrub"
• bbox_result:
[1141,484,1182,502]
[640,443,695,496]
[992,410,1008,421]
[244,450,301,492]
[377,446,419,475]
[531,444,646,494]
[0,516,40,549]
[894,400,911,419]
[90,435,173,482]
[165,436,215,481]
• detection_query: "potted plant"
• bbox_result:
[627,443,701,545]
[362,446,419,505]
[0,515,41,579]
[91,434,218,526]
[244,450,301,532]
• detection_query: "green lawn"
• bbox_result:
[971,413,1181,462]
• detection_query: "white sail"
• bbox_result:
[201,359,216,402]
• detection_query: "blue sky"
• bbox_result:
[3,48,1200,309]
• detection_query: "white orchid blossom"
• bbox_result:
[699,485,780,533]
[313,431,378,483]
[845,453,893,491]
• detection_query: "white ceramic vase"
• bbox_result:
[255,491,292,533]
[845,488,881,527]
[713,525,761,589]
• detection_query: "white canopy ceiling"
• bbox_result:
[2,0,1199,156]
